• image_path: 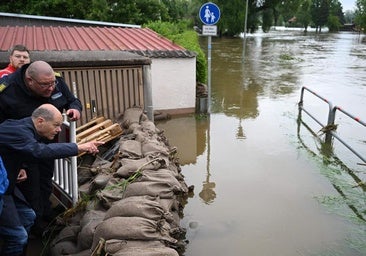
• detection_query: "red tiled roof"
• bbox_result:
[0,25,185,52]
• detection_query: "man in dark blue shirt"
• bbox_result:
[0,104,102,255]
[0,60,83,236]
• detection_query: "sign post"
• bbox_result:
[199,2,220,114]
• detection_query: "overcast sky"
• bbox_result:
[340,0,356,11]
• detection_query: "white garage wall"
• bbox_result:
[151,57,196,114]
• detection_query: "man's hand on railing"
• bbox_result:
[66,109,81,121]
[77,141,105,155]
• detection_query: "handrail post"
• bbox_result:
[325,102,336,143]
[298,86,305,113]
[69,120,78,205]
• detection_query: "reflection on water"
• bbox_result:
[157,30,366,256]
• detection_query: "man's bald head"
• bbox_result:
[32,104,62,122]
[26,61,54,80]
[32,104,63,140]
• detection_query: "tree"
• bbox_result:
[355,0,366,31]
[85,0,110,21]
[277,0,303,26]
[262,8,274,32]
[327,0,344,31]
[135,0,169,24]
[1,0,358,35]
[296,0,312,31]
[161,0,190,22]
[216,0,247,36]
[311,0,331,32]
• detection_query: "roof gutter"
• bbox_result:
[0,12,141,28]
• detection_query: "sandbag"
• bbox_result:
[119,139,142,159]
[114,246,179,256]
[104,195,174,223]
[104,238,180,255]
[96,179,125,208]
[121,107,143,128]
[91,217,177,250]
[115,157,167,178]
[138,169,188,192]
[104,239,166,254]
[77,166,93,185]
[141,139,169,156]
[51,225,80,244]
[77,210,106,250]
[69,249,91,256]
[140,120,159,133]
[133,127,156,143]
[159,198,178,213]
[122,181,178,199]
[89,173,111,192]
[49,240,78,256]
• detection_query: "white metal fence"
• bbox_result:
[53,114,78,206]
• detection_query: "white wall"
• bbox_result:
[151,57,196,113]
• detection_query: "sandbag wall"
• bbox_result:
[49,107,191,256]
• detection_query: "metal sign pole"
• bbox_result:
[199,2,220,114]
[207,35,212,113]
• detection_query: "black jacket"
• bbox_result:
[0,117,78,195]
[0,63,82,123]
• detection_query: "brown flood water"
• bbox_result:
[157,30,366,256]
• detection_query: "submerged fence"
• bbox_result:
[298,86,366,164]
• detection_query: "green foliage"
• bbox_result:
[0,0,361,34]
[161,0,190,22]
[173,30,207,83]
[84,0,109,21]
[311,0,331,31]
[145,20,189,37]
[262,8,273,32]
[296,0,312,31]
[145,20,207,84]
[327,14,342,31]
[217,0,247,36]
[278,0,303,23]
[355,0,366,31]
[135,0,169,24]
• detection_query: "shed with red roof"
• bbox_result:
[0,12,197,123]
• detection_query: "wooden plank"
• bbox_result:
[78,123,123,143]
[76,119,113,142]
[76,117,105,134]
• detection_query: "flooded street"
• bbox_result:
[157,30,366,256]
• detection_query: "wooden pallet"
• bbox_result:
[76,116,123,144]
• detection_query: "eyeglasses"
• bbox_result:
[31,77,58,88]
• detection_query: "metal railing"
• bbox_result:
[298,86,366,164]
[53,114,78,206]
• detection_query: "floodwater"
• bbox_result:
[156,30,366,256]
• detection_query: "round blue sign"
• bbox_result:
[199,2,221,25]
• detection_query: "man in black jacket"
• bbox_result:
[0,104,102,255]
[0,60,83,235]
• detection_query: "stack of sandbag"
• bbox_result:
[49,107,191,256]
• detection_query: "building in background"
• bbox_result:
[0,12,197,124]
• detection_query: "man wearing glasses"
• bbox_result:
[0,45,30,78]
[0,60,82,237]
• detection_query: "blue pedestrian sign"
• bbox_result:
[199,2,221,25]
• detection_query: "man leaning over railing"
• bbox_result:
[0,104,103,256]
